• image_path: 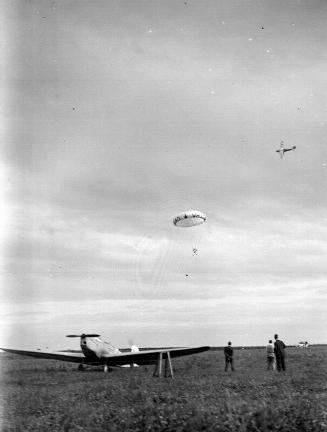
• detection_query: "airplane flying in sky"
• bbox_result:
[1,334,210,378]
[276,140,296,158]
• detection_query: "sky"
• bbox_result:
[1,0,327,350]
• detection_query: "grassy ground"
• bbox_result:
[0,347,326,431]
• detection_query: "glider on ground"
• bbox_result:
[1,334,209,378]
[276,140,296,158]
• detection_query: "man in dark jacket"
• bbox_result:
[224,341,234,371]
[274,334,286,371]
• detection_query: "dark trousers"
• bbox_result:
[225,357,234,371]
[275,354,286,371]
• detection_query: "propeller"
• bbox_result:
[66,334,100,338]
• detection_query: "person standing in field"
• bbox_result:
[266,339,275,370]
[274,334,286,372]
[224,341,234,371]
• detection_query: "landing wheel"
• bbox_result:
[78,364,85,371]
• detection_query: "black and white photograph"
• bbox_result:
[1,1,327,430]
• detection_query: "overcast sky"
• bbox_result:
[1,0,327,350]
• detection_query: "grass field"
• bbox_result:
[0,347,326,431]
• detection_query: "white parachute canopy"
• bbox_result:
[173,210,206,228]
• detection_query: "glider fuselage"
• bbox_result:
[80,336,120,362]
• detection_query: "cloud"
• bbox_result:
[1,294,326,348]
[1,1,327,347]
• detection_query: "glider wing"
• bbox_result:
[0,348,86,364]
[1,346,210,366]
[103,346,210,366]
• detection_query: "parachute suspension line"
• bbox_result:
[152,233,175,292]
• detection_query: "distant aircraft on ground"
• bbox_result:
[1,334,209,378]
[276,140,296,158]
[297,341,309,348]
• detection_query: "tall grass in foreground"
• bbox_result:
[0,347,326,431]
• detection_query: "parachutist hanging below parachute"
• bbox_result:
[276,141,296,159]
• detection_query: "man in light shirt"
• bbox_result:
[266,339,275,370]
